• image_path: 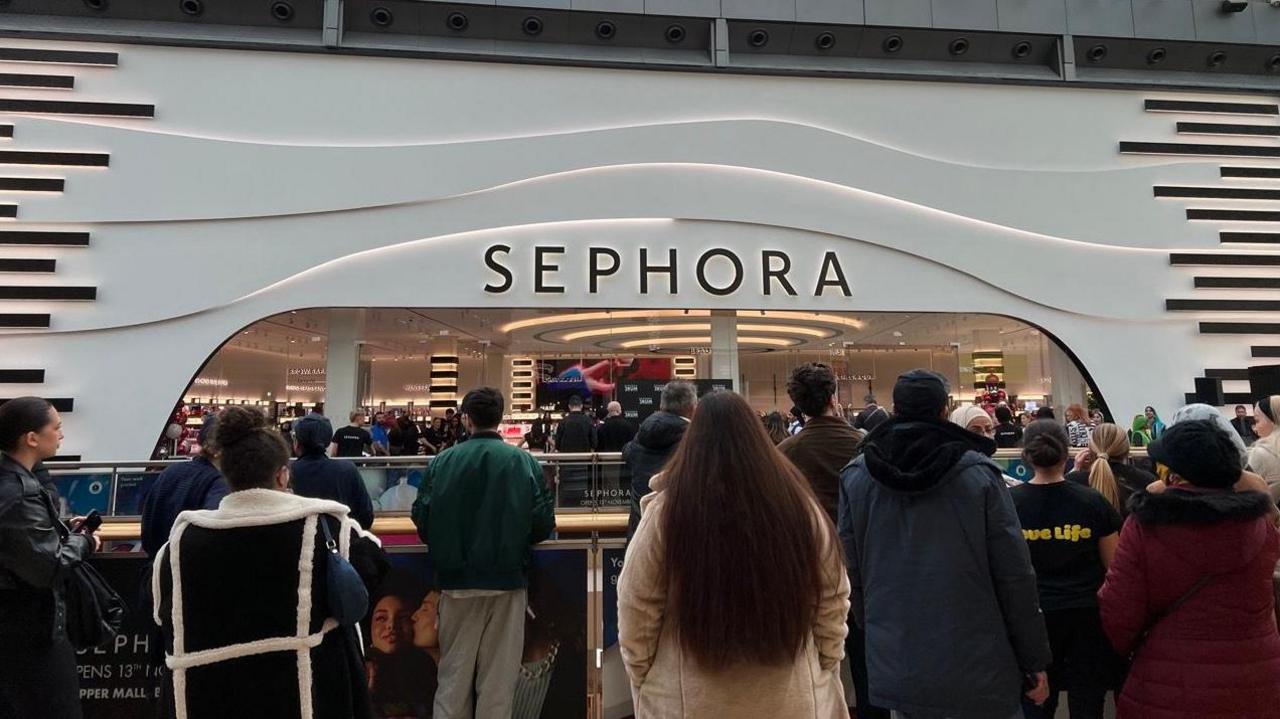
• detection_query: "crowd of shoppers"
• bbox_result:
[15,371,1280,718]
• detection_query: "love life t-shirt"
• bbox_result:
[1011,481,1123,611]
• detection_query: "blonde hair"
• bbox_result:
[1088,423,1129,511]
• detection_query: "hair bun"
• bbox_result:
[211,405,267,449]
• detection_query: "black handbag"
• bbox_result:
[65,559,127,650]
[38,489,127,651]
[319,515,369,626]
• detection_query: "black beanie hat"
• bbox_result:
[892,369,950,420]
[1148,419,1241,489]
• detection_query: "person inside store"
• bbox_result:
[1065,423,1155,518]
[152,405,388,719]
[523,410,553,452]
[618,390,849,718]
[331,410,374,458]
[596,401,637,501]
[1234,404,1260,446]
[390,414,422,456]
[444,408,468,446]
[422,416,446,455]
[994,405,1023,449]
[553,394,597,506]
[1128,414,1153,448]
[764,411,790,445]
[1065,404,1093,448]
[623,380,697,539]
[0,397,98,719]
[1098,419,1280,719]
[411,387,555,719]
[787,405,806,435]
[1249,396,1280,501]
[777,363,887,719]
[1012,420,1123,719]
[839,370,1051,719]
[290,411,376,530]
[371,411,391,456]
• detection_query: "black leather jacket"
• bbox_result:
[0,453,93,647]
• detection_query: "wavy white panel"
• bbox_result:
[0,219,1203,458]
[9,163,1178,332]
[10,115,1219,246]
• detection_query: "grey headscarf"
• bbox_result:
[1168,403,1250,468]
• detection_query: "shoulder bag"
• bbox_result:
[1128,573,1213,662]
[36,489,127,651]
[319,515,368,626]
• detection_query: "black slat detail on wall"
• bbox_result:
[0,204,15,218]
[0,259,55,272]
[0,99,153,118]
[1205,368,1252,381]
[1184,392,1254,405]
[0,125,10,139]
[1156,186,1280,200]
[1167,299,1280,311]
[1195,277,1280,289]
[1172,253,1280,266]
[1177,122,1280,136]
[0,48,118,65]
[0,397,72,411]
[0,231,88,246]
[0,369,43,382]
[0,313,49,327]
[0,178,63,192]
[0,286,95,300]
[1255,346,1280,357]
[1120,142,1280,158]
[0,150,108,167]
[0,73,73,89]
[1223,167,1280,179]
[1145,99,1279,115]
[1188,209,1280,221]
[1222,232,1280,244]
[47,455,81,463]
[1200,322,1280,334]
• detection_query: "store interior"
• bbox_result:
[169,308,1091,451]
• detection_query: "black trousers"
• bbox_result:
[0,632,83,719]
[847,618,891,719]
[1020,607,1119,719]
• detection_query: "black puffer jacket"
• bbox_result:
[0,453,93,648]
[622,411,689,539]
[838,418,1050,719]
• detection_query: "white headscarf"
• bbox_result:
[948,405,992,432]
[1168,403,1250,467]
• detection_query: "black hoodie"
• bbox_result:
[622,411,690,539]
[838,416,1050,718]
[860,417,998,492]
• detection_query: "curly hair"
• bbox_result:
[786,363,838,419]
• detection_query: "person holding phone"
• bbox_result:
[0,396,98,719]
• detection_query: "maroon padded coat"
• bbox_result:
[1098,488,1280,719]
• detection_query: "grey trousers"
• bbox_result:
[434,589,528,719]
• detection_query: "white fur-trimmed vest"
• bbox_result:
[152,489,379,719]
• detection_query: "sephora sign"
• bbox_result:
[483,245,853,298]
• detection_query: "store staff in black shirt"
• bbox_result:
[330,411,373,457]
[993,405,1023,449]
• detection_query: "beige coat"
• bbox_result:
[1250,437,1280,503]
[617,473,850,719]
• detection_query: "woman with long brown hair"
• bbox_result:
[1066,423,1155,516]
[617,390,849,718]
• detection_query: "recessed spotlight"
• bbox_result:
[665,24,686,44]
[595,20,617,40]
[815,32,836,51]
[748,28,769,48]
[882,35,904,54]
[1086,44,1107,63]
[446,12,468,31]
[180,0,202,16]
[370,6,393,27]
[270,1,293,22]
[1207,50,1227,68]
[948,38,970,56]
[1146,47,1167,65]
[522,16,543,36]
[1011,41,1032,59]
